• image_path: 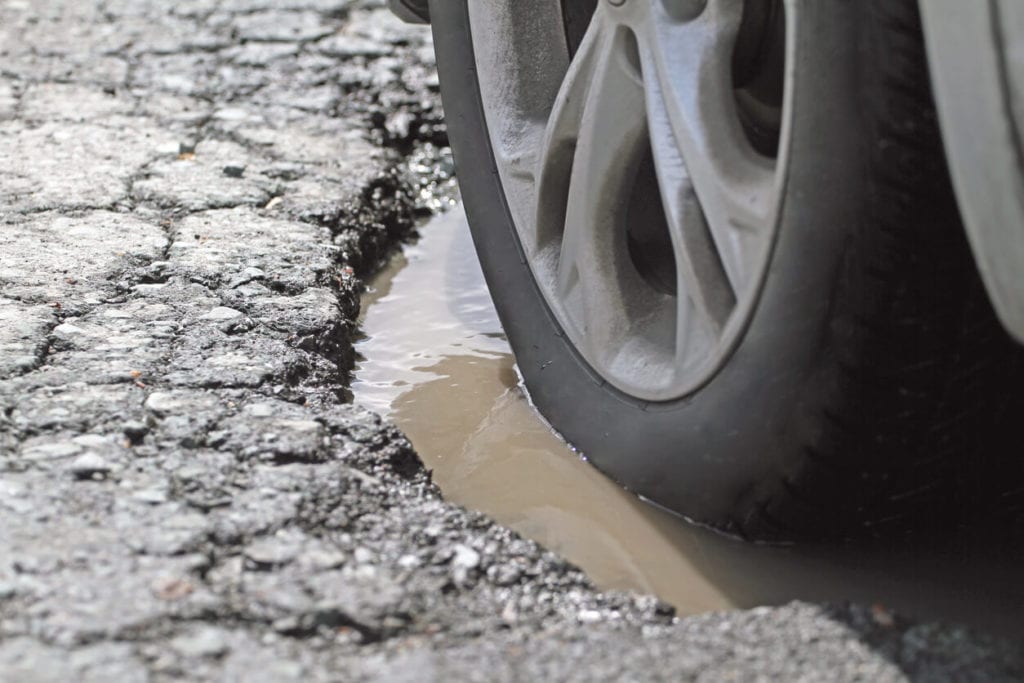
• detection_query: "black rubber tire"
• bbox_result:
[430,0,1024,540]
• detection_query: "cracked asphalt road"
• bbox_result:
[0,1,1022,680]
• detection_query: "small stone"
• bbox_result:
[451,544,480,570]
[385,110,413,139]
[213,108,249,122]
[0,581,18,600]
[132,487,167,505]
[578,609,603,624]
[654,600,676,618]
[244,402,277,418]
[245,532,302,567]
[353,547,374,565]
[487,563,522,587]
[297,547,346,571]
[354,564,377,580]
[122,420,149,444]
[222,164,246,178]
[170,626,231,659]
[450,545,481,586]
[501,601,518,623]
[67,452,112,480]
[200,306,244,321]
[430,546,454,565]
[272,616,301,634]
[227,266,268,288]
[184,554,212,573]
[145,391,180,415]
[397,554,420,570]
[152,576,195,601]
[53,322,86,337]
[178,142,196,155]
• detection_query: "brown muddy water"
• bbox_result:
[352,207,1024,637]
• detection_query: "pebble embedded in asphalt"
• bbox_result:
[66,452,113,480]
[0,0,1021,681]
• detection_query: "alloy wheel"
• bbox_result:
[469,0,793,400]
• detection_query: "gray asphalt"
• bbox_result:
[0,1,1022,680]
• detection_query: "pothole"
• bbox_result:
[352,206,1024,636]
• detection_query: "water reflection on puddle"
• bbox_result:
[353,207,1024,635]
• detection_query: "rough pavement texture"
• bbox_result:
[0,0,1022,681]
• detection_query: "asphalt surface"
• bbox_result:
[0,1,1022,680]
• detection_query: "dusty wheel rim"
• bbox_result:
[469,0,794,401]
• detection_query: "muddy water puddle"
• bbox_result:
[353,207,1024,636]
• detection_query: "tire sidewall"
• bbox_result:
[430,0,867,526]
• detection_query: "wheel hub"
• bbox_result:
[469,0,792,400]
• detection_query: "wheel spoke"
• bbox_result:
[637,0,778,293]
[534,14,649,359]
[532,14,604,255]
[647,83,737,342]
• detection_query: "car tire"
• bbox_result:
[429,0,1023,539]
